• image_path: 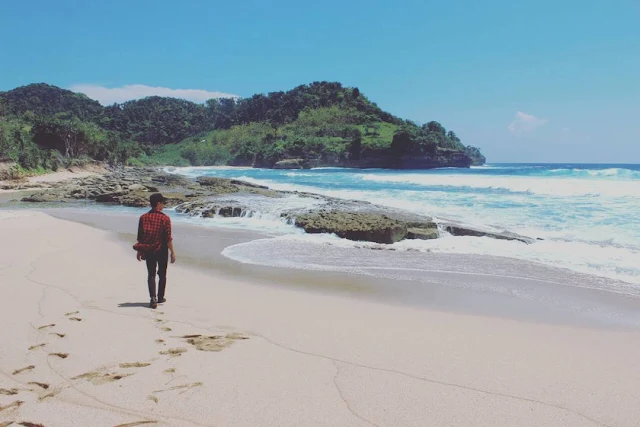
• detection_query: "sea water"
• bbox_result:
[165,164,640,293]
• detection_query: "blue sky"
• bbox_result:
[1,0,639,163]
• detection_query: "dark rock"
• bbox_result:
[229,179,268,189]
[151,173,192,186]
[406,227,439,240]
[95,192,124,203]
[444,225,533,244]
[120,191,151,208]
[21,192,65,203]
[295,211,407,244]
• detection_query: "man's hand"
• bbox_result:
[170,252,176,264]
[136,251,143,261]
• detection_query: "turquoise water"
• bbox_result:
[168,164,640,287]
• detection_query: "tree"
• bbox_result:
[348,128,362,161]
[390,130,412,156]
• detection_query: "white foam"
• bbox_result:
[169,166,640,287]
[359,173,640,197]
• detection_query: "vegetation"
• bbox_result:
[0,81,485,175]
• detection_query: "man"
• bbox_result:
[136,193,176,309]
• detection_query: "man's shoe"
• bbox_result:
[150,297,158,309]
[158,297,166,304]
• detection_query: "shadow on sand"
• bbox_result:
[118,302,150,308]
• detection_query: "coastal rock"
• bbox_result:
[406,227,439,240]
[273,158,309,169]
[94,192,124,203]
[176,201,250,218]
[197,176,272,194]
[21,191,66,203]
[13,167,540,246]
[151,173,192,187]
[120,191,153,207]
[443,225,533,244]
[128,183,147,191]
[294,211,407,244]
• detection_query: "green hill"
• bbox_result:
[0,81,485,177]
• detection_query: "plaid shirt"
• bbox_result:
[137,209,173,252]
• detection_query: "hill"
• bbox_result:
[0,82,485,177]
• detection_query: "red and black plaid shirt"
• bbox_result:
[137,209,173,252]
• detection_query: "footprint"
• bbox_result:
[50,333,66,338]
[163,368,175,374]
[0,400,24,413]
[225,332,250,340]
[48,353,69,359]
[148,395,159,404]
[119,362,151,369]
[37,324,55,330]
[160,327,172,332]
[73,370,133,386]
[68,317,82,322]
[19,423,45,427]
[154,339,165,344]
[65,311,79,316]
[38,389,59,402]
[27,382,49,390]
[181,333,249,352]
[153,382,202,394]
[114,421,157,427]
[12,366,35,375]
[28,344,46,351]
[0,388,19,396]
[159,348,186,357]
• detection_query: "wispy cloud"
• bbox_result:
[69,84,238,105]
[508,111,547,136]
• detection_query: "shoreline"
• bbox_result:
[44,207,640,331]
[1,209,640,426]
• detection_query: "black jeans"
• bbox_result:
[146,249,168,300]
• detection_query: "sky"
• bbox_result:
[1,0,639,163]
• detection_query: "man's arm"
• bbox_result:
[137,217,143,242]
[166,217,176,263]
[168,240,176,263]
[136,217,143,261]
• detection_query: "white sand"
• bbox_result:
[1,210,639,427]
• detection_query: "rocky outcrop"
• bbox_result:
[196,176,275,196]
[175,200,251,218]
[273,159,309,169]
[443,224,534,244]
[295,211,408,244]
[406,227,439,240]
[15,167,536,246]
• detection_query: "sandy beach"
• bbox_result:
[0,168,104,195]
[1,210,640,427]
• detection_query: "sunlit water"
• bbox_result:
[164,164,640,292]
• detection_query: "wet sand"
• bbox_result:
[46,207,640,329]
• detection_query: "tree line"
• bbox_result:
[0,81,484,175]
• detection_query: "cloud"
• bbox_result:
[69,84,238,105]
[508,111,547,136]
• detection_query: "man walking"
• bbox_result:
[135,193,176,309]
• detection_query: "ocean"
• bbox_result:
[165,163,640,293]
